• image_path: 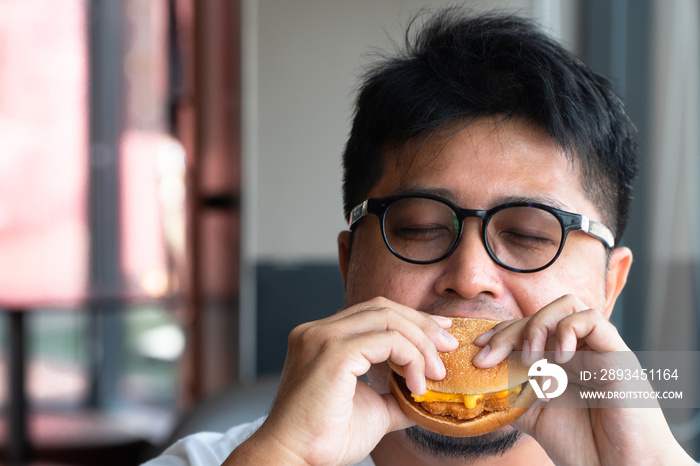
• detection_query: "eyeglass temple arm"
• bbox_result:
[580,215,615,248]
[349,200,369,228]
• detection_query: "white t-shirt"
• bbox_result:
[141,416,376,466]
[143,420,700,466]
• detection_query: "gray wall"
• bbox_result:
[244,0,581,263]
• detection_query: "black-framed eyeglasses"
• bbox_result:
[348,193,615,273]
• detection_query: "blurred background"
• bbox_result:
[0,0,697,464]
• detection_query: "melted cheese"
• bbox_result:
[412,385,522,409]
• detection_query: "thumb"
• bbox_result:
[510,398,547,437]
[381,391,416,432]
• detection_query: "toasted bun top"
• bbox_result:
[389,317,529,394]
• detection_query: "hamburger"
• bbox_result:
[388,317,536,437]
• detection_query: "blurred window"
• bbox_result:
[0,0,184,432]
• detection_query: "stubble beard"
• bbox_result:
[403,425,523,461]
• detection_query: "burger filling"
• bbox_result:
[411,385,522,421]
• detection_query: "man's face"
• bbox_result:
[337,117,631,459]
[339,117,629,388]
[341,117,612,321]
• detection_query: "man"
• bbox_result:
[146,10,696,465]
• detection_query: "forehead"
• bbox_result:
[372,117,596,217]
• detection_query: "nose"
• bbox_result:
[434,219,505,299]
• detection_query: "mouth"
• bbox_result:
[422,299,517,321]
[387,317,536,437]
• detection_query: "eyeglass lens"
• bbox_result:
[382,197,563,270]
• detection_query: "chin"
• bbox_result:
[402,424,524,460]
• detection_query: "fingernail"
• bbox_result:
[474,344,490,362]
[430,315,453,327]
[435,353,446,378]
[414,378,427,396]
[522,339,531,363]
[473,329,494,345]
[555,340,563,363]
[440,328,458,343]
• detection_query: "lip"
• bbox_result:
[422,299,517,322]
[433,310,504,321]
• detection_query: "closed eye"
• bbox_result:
[395,225,452,241]
[499,230,557,247]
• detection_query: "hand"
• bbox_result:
[224,297,459,465]
[471,294,695,466]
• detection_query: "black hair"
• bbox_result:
[341,9,638,242]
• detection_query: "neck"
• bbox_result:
[371,429,553,466]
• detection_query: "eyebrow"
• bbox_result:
[492,194,570,211]
[392,186,456,200]
[391,186,571,211]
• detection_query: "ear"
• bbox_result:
[603,246,633,319]
[338,230,352,287]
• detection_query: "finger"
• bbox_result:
[428,314,454,328]
[338,329,432,395]
[356,312,452,380]
[354,380,417,433]
[472,319,515,346]
[327,297,459,354]
[286,305,458,399]
[525,295,590,364]
[473,295,589,368]
[472,319,526,368]
[380,391,417,432]
[553,309,629,363]
[321,302,459,378]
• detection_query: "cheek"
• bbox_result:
[511,253,607,317]
[367,363,391,394]
[346,254,436,308]
[557,244,609,308]
[508,277,558,317]
[344,227,439,307]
